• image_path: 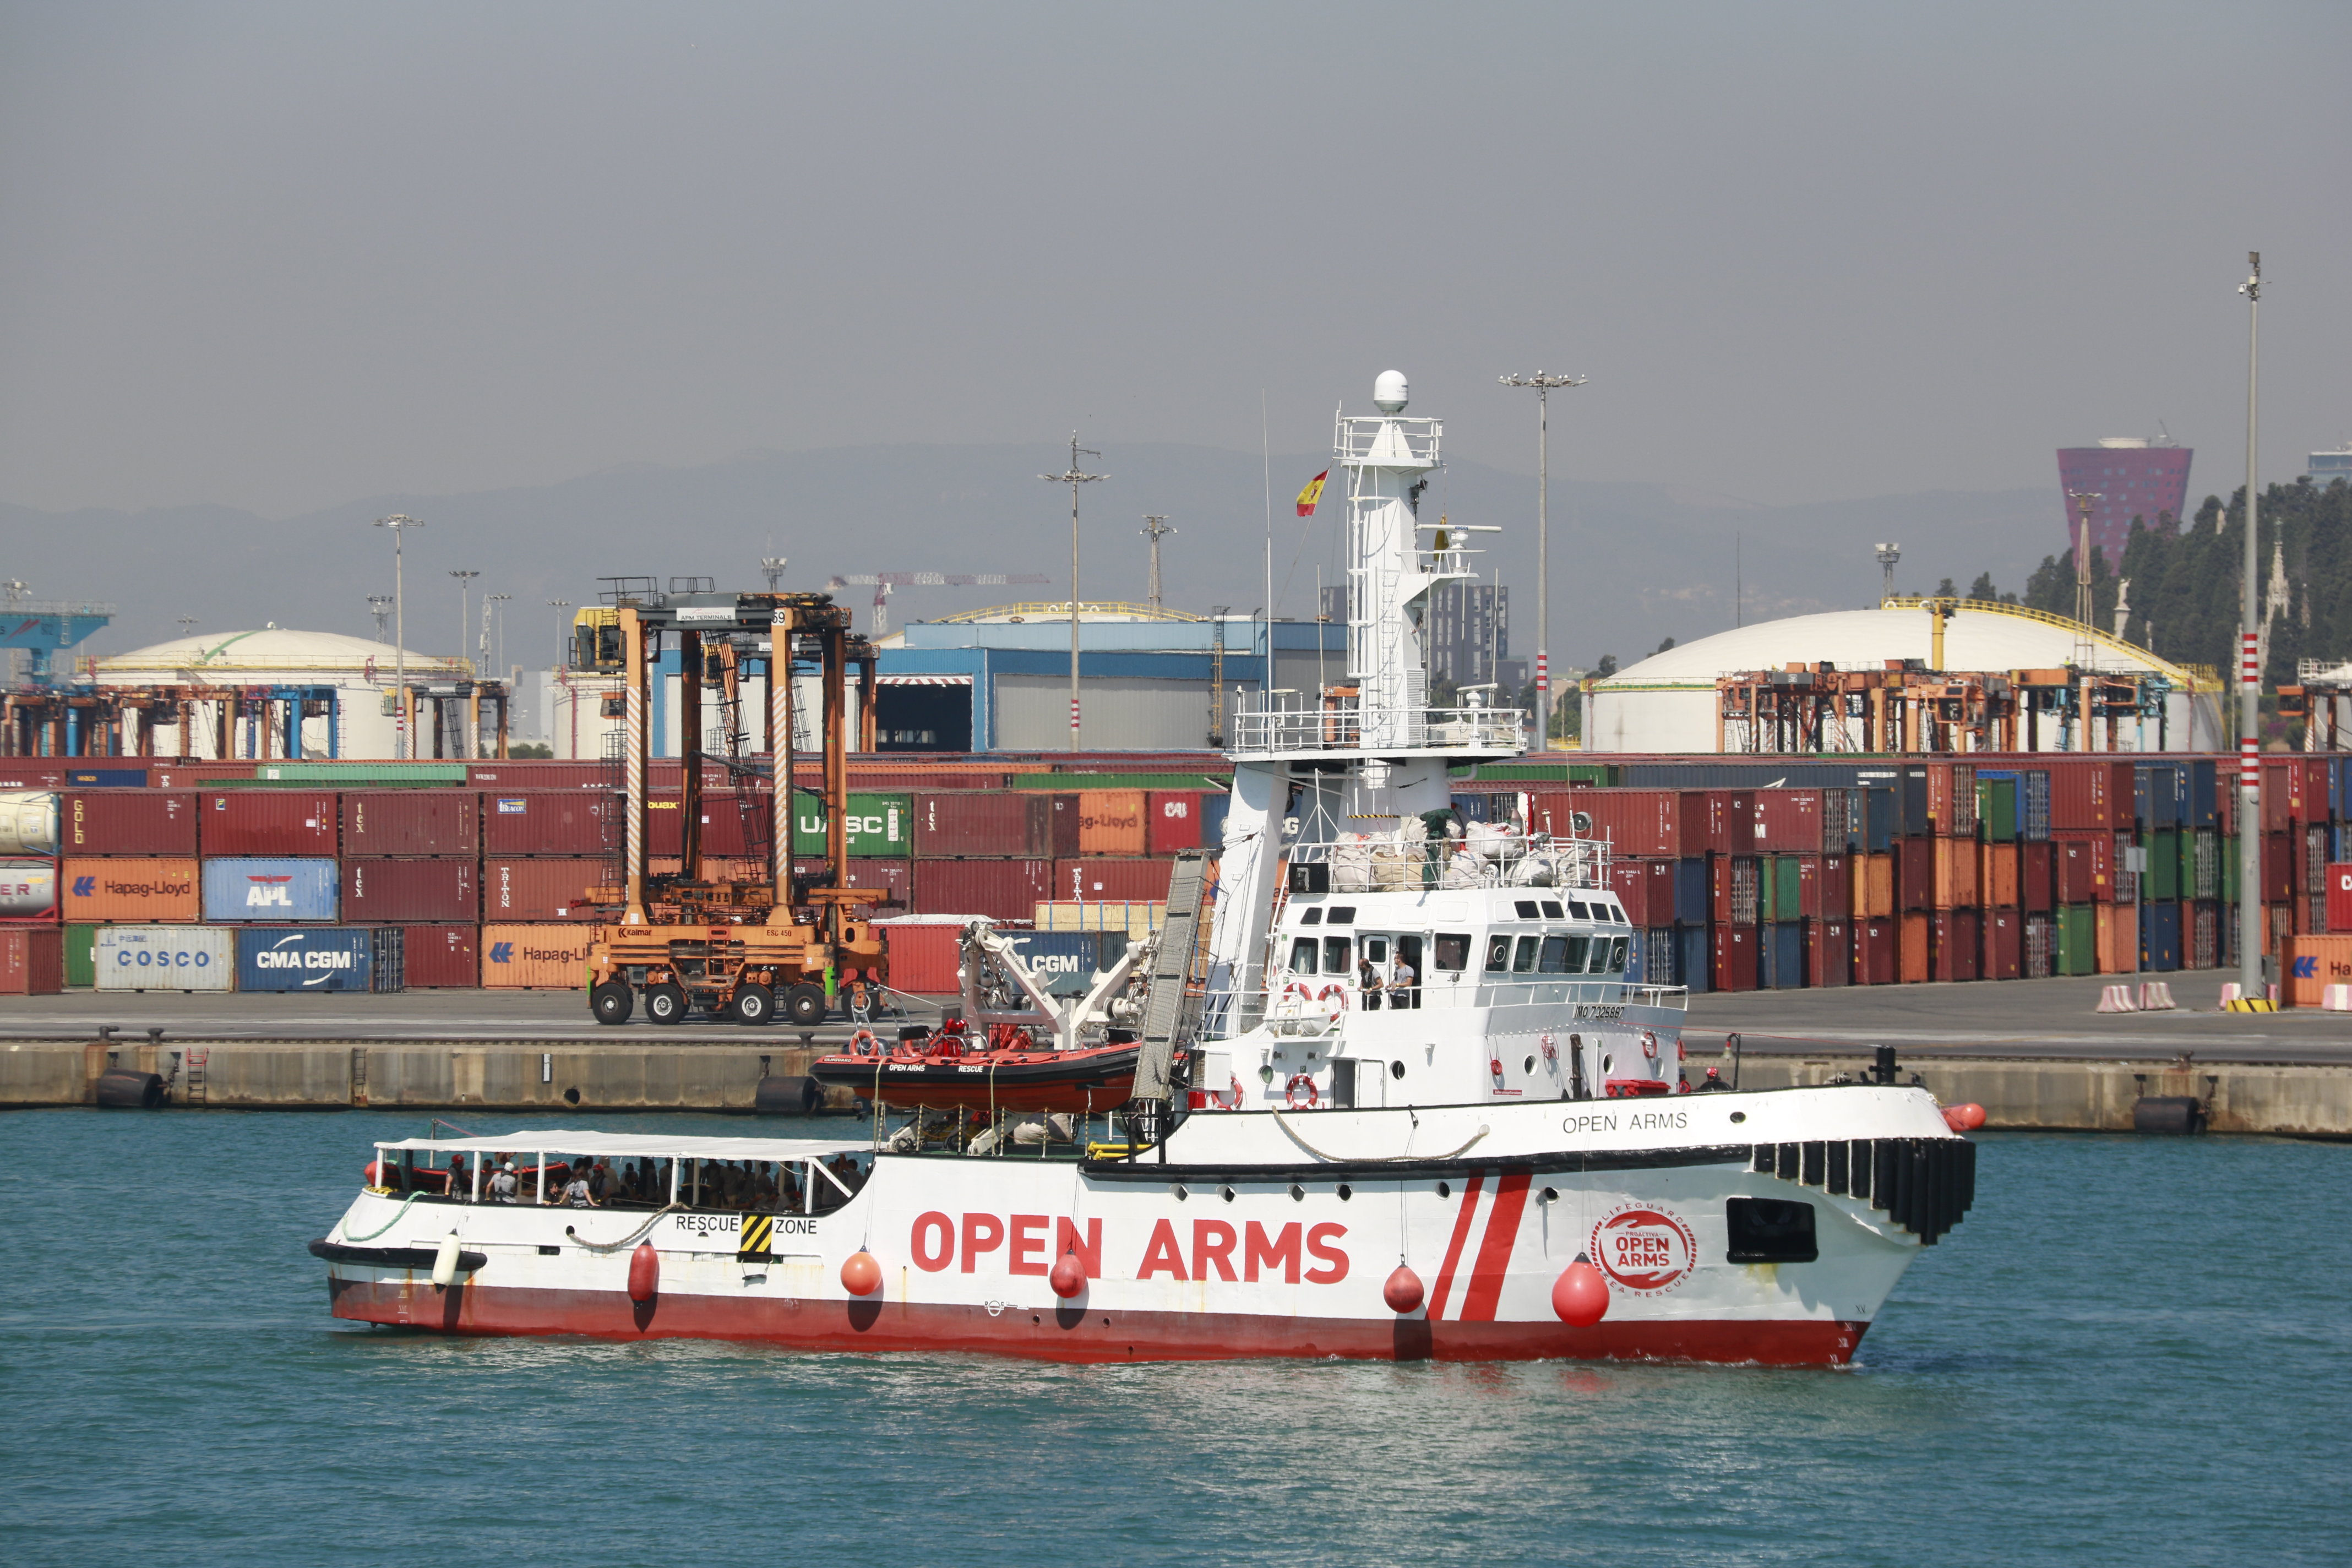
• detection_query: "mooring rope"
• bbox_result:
[564,1204,685,1254]
[1268,1110,1490,1166]
[339,1191,423,1243]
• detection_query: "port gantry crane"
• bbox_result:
[582,578,888,1028]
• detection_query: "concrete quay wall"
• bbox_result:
[6,1039,2349,1137]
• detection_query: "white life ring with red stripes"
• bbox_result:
[1640,1030,1660,1061]
[1222,1075,1245,1110]
[1315,983,1347,1022]
[1276,981,1315,1016]
[1539,1033,1558,1065]
[848,1028,882,1057]
[1284,1072,1319,1109]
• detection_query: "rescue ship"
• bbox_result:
[312,373,1978,1365]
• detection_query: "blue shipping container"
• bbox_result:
[1200,792,1231,849]
[999,930,1129,997]
[1760,921,1805,990]
[201,857,340,922]
[1673,858,1709,924]
[63,766,149,787]
[1675,924,1711,994]
[2187,760,2218,828]
[2141,900,2182,973]
[236,926,375,991]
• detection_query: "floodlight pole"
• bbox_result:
[373,515,423,758]
[2237,252,2263,998]
[548,601,571,671]
[1501,372,1586,749]
[1142,515,1174,609]
[1042,433,1106,752]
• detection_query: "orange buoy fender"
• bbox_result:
[1382,1264,1425,1315]
[841,1250,883,1297]
[1049,1250,1087,1299]
[1942,1102,1986,1132]
[628,1242,660,1303]
[1552,1254,1609,1327]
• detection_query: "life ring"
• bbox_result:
[848,1028,882,1057]
[1539,1034,1558,1065]
[1640,1030,1660,1061]
[1276,981,1315,1016]
[1284,1073,1319,1109]
[1489,1057,1506,1087]
[1221,1075,1245,1110]
[1315,983,1347,1022]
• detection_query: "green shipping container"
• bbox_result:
[237,762,472,787]
[2147,829,2180,902]
[65,923,97,988]
[2057,905,2098,976]
[1770,856,1804,922]
[1978,778,2018,843]
[2222,834,2240,903]
[1445,762,1618,786]
[791,790,912,858]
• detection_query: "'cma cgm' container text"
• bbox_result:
[236,926,377,992]
[201,858,340,922]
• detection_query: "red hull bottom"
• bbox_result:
[326,1277,1867,1367]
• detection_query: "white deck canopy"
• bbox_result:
[372,1130,873,1162]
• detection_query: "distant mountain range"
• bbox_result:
[1,444,2068,672]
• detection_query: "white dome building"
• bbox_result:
[1585,601,2224,754]
[94,627,472,760]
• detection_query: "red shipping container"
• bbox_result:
[342,858,478,923]
[1932,911,1979,982]
[199,792,338,856]
[1052,858,1175,903]
[482,858,609,921]
[2260,833,2294,903]
[1549,789,1681,857]
[0,765,68,789]
[1703,792,1754,855]
[1806,918,1850,988]
[1609,859,1674,927]
[62,791,198,856]
[913,793,1053,858]
[1983,908,2023,981]
[481,792,617,856]
[911,858,1053,922]
[400,923,481,988]
[466,761,608,790]
[2264,758,2328,825]
[0,927,64,994]
[1146,791,1203,854]
[1925,763,1978,836]
[1048,795,1083,858]
[1897,839,1932,911]
[1711,924,1757,992]
[793,858,911,907]
[2054,834,2111,903]
[2022,841,2055,913]
[2049,759,2133,832]
[2328,864,2352,933]
[1854,917,1897,985]
[341,790,479,856]
[1815,853,1850,919]
[1672,792,1711,857]
[879,922,964,993]
[1751,790,1823,852]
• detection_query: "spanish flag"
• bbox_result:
[1295,469,1329,517]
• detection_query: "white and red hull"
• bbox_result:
[317,1086,1970,1366]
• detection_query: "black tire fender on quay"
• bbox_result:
[94,1068,165,1109]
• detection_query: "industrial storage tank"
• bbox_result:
[1584,601,2224,754]
[92,627,469,760]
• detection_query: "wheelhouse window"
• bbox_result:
[1360,935,1389,966]
[1324,935,1352,973]
[1538,936,1571,973]
[1512,935,1540,973]
[1541,900,1565,919]
[1484,935,1512,973]
[1513,900,1541,918]
[1326,906,1357,925]
[1605,936,1630,972]
[1300,907,1324,926]
[1289,938,1319,974]
[1434,934,1470,972]
[1565,900,1589,919]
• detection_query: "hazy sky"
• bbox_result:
[3,1,2346,520]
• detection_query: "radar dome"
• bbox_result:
[1373,370,1409,414]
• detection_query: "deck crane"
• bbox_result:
[825,571,1051,637]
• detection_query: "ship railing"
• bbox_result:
[1283,827,1612,892]
[1231,691,1525,754]
[1191,974,1689,1045]
[1335,414,1443,468]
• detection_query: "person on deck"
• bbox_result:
[561,1167,597,1208]
[488,1161,519,1204]
[446,1156,470,1200]
[1357,956,1384,1011]
[1390,952,1419,1010]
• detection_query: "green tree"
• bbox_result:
[1966,571,1998,601]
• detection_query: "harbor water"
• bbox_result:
[3,1110,2344,1565]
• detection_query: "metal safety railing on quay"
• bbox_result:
[1230,693,1526,754]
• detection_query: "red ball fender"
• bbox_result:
[1049,1250,1087,1299]
[840,1250,883,1297]
[1552,1253,1610,1326]
[1382,1264,1425,1315]
[628,1241,660,1304]
[1942,1102,1986,1132]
